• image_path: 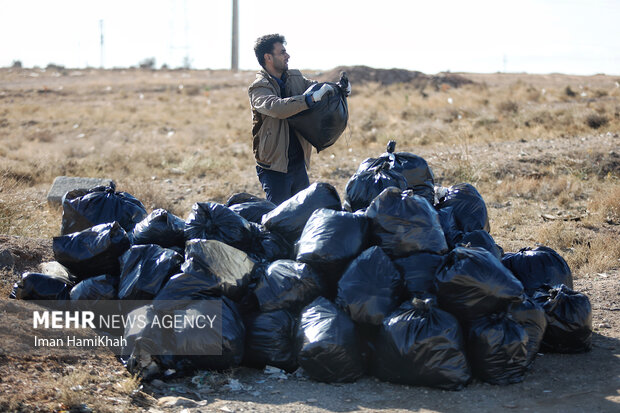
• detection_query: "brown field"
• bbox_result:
[0,66,619,412]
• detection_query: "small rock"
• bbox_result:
[150,379,166,388]
[39,261,71,277]
[156,396,205,408]
[46,176,114,206]
[0,249,15,269]
[598,322,611,329]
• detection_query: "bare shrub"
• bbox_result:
[497,100,519,114]
[587,184,620,225]
[586,113,608,129]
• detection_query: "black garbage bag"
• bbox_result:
[70,274,118,301]
[296,209,369,278]
[501,246,572,294]
[61,182,147,235]
[532,284,592,353]
[185,202,255,251]
[366,187,448,258]
[180,239,256,301]
[508,296,547,367]
[436,207,458,249]
[154,272,209,301]
[53,222,131,280]
[117,245,184,300]
[435,183,490,240]
[297,297,365,383]
[357,140,435,205]
[343,162,408,212]
[435,247,524,321]
[466,312,529,385]
[370,297,471,390]
[253,260,325,313]
[10,272,74,300]
[122,304,169,378]
[261,182,342,243]
[125,297,245,376]
[230,200,277,224]
[457,230,502,260]
[247,225,293,262]
[243,309,299,373]
[161,297,245,373]
[226,192,265,206]
[335,246,403,326]
[287,73,349,152]
[393,252,445,297]
[131,209,186,249]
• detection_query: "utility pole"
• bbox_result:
[231,0,239,71]
[99,19,104,69]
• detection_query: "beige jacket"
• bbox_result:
[248,69,316,173]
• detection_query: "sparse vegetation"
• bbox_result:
[0,68,618,279]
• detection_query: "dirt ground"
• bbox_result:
[1,134,619,412]
[0,66,619,412]
[0,234,618,413]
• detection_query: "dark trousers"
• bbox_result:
[256,164,310,205]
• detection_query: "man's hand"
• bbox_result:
[305,83,334,103]
[344,81,351,97]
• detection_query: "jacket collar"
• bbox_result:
[260,68,289,85]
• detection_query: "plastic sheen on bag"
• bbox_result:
[70,274,118,301]
[501,246,573,294]
[253,260,325,313]
[508,296,548,367]
[10,272,74,300]
[357,140,435,205]
[131,209,186,249]
[61,182,147,235]
[118,244,184,300]
[296,208,369,276]
[229,200,277,224]
[185,202,255,251]
[393,252,445,298]
[435,183,490,238]
[297,297,365,383]
[343,162,408,212]
[124,297,245,376]
[532,284,592,353]
[242,309,299,373]
[180,239,256,302]
[466,312,529,385]
[53,221,131,280]
[287,72,349,152]
[366,187,448,258]
[435,246,524,321]
[371,298,471,390]
[335,246,403,326]
[457,230,503,260]
[261,182,342,243]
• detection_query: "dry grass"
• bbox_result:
[1,67,619,278]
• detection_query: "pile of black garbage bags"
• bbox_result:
[10,141,592,390]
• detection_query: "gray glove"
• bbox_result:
[304,83,335,103]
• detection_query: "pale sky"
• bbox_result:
[1,0,618,75]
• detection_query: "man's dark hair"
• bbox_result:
[254,34,286,67]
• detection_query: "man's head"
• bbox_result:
[254,34,289,77]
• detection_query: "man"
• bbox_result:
[248,34,339,205]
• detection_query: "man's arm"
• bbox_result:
[249,84,309,119]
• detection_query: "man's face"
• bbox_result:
[269,42,289,73]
